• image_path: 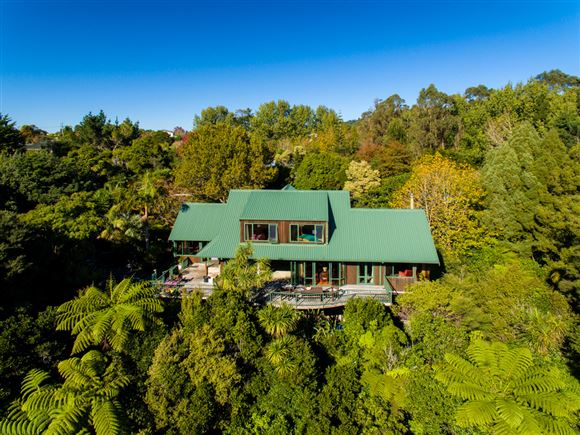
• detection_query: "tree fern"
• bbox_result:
[435,338,580,434]
[57,277,163,353]
[0,351,129,435]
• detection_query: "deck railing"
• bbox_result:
[268,288,393,309]
[385,275,416,293]
[151,258,191,285]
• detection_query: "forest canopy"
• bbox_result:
[0,70,579,434]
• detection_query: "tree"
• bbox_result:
[0,114,25,154]
[146,324,240,433]
[217,243,271,299]
[355,140,411,177]
[464,84,492,102]
[293,151,348,190]
[344,160,381,205]
[0,350,130,434]
[391,153,488,258]
[111,118,140,149]
[258,304,300,338]
[56,277,163,354]
[112,131,172,174]
[409,85,460,153]
[194,105,239,128]
[482,124,580,303]
[175,123,276,202]
[358,95,409,146]
[75,111,113,149]
[0,307,68,417]
[534,69,580,92]
[435,338,580,434]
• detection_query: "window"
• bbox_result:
[358,263,374,284]
[289,223,325,243]
[244,223,278,243]
[175,241,202,255]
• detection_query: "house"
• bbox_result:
[166,187,439,304]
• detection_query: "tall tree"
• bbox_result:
[293,151,348,190]
[175,124,276,202]
[391,153,488,258]
[409,85,460,153]
[0,114,25,155]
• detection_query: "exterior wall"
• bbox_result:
[374,264,382,285]
[345,263,358,285]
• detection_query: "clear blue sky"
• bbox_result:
[1,0,578,131]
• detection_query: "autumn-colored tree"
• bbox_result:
[391,153,487,258]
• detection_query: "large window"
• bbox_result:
[290,223,324,243]
[358,263,374,284]
[244,223,278,243]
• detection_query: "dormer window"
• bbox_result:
[290,223,325,244]
[244,222,278,243]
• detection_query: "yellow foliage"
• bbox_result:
[391,153,488,258]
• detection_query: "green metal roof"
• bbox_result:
[240,190,328,221]
[170,189,439,265]
[168,202,226,241]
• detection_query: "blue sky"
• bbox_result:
[1,1,578,131]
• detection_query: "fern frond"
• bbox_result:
[90,399,126,435]
[513,372,566,395]
[447,381,494,401]
[20,370,51,399]
[495,398,524,428]
[498,347,533,380]
[455,400,497,427]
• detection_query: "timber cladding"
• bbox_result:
[345,263,357,285]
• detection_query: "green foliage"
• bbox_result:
[0,114,25,155]
[56,277,163,354]
[435,338,580,434]
[482,123,580,303]
[0,350,130,434]
[293,151,348,190]
[0,307,68,417]
[0,150,95,211]
[23,191,107,240]
[217,243,272,299]
[146,324,240,433]
[258,303,300,337]
[398,260,573,356]
[175,123,276,202]
[112,131,173,175]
